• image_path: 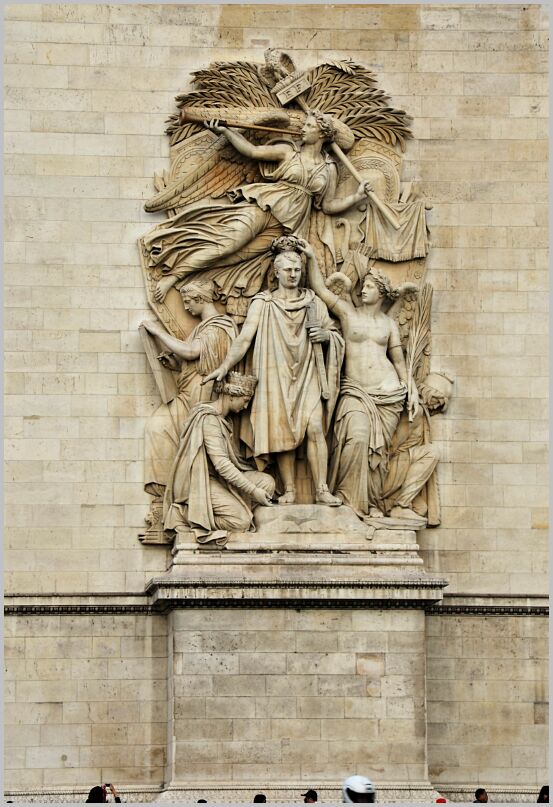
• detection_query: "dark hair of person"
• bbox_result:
[475,789,486,800]
[86,786,105,803]
[253,796,267,803]
[537,785,549,803]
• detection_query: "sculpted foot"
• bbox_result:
[153,275,176,303]
[278,486,296,505]
[369,506,384,518]
[316,484,342,507]
[390,505,422,521]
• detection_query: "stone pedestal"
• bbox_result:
[146,505,446,801]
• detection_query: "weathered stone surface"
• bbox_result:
[3,3,548,802]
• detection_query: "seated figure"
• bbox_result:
[164,372,275,546]
[381,372,452,523]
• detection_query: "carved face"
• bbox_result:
[274,252,302,289]
[181,294,205,317]
[301,115,324,145]
[228,395,251,413]
[361,276,382,304]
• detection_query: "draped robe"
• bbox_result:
[242,288,344,461]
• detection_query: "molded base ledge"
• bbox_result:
[145,569,447,610]
[4,783,540,804]
[155,781,441,803]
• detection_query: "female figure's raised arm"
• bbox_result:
[297,239,351,320]
[141,319,201,361]
[205,120,292,163]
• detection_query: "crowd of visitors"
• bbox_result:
[84,781,548,803]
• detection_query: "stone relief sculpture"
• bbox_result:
[203,236,344,507]
[138,49,450,547]
[139,280,237,543]
[164,372,275,547]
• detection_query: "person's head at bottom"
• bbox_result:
[86,786,105,803]
[253,796,266,804]
[343,776,376,803]
[303,790,318,803]
[538,786,549,803]
[474,789,488,803]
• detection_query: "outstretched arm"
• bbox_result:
[297,239,351,319]
[205,120,292,163]
[202,299,264,384]
[141,319,201,361]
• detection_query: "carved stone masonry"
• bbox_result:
[137,48,452,551]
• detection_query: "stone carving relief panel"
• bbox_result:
[136,49,452,550]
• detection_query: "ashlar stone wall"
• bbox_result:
[4,2,549,798]
[170,609,426,785]
[5,614,167,792]
[4,3,548,595]
[427,615,548,792]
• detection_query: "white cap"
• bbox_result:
[342,775,376,803]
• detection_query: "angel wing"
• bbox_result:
[144,136,260,214]
[303,60,413,152]
[325,271,353,299]
[386,282,420,347]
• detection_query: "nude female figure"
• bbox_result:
[299,238,419,516]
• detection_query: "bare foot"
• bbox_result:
[278,486,296,505]
[369,507,384,518]
[389,505,423,521]
[153,275,176,302]
[316,484,342,507]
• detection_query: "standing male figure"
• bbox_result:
[204,236,344,505]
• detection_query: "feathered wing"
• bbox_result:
[144,138,261,214]
[303,61,413,152]
[405,283,433,386]
[147,60,282,214]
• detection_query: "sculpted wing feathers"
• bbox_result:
[144,140,260,214]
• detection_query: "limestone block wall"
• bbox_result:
[3,2,549,799]
[4,614,168,792]
[426,614,549,791]
[170,608,427,785]
[4,2,549,595]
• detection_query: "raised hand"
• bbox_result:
[295,238,315,259]
[204,118,228,136]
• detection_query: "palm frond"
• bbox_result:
[304,62,413,152]
[406,283,433,386]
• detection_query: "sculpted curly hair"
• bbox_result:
[365,267,399,301]
[310,110,336,142]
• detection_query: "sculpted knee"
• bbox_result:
[306,415,325,440]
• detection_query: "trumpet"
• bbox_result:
[179,108,302,137]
